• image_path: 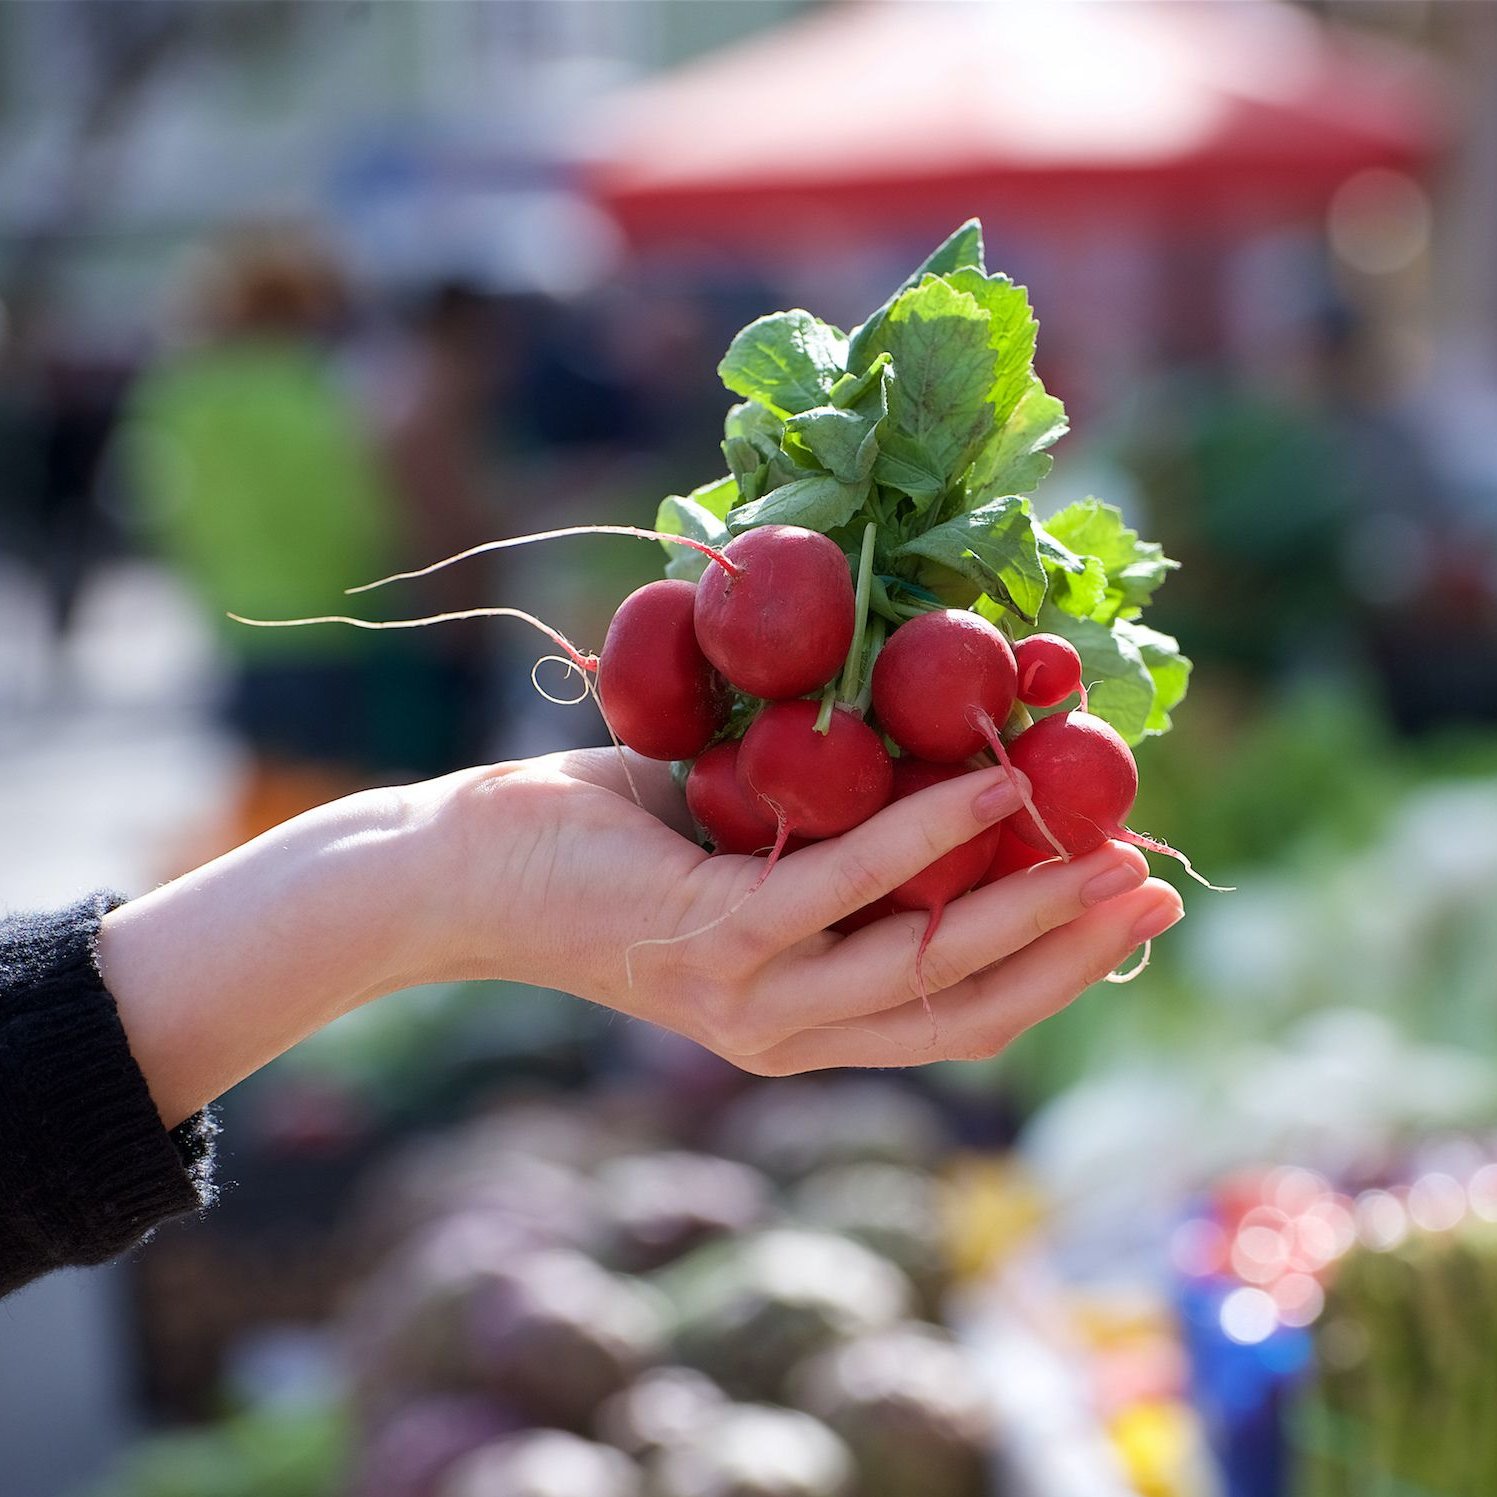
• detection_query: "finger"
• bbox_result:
[741,765,1029,946]
[756,840,1151,1032]
[744,880,1183,1073]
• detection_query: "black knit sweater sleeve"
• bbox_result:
[0,892,217,1297]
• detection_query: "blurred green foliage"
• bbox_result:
[81,1402,345,1497]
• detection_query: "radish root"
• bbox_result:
[969,707,1071,861]
[229,605,598,676]
[910,906,944,1050]
[581,672,643,811]
[531,655,593,706]
[1115,828,1234,892]
[1105,939,1153,984]
[343,525,740,594]
[623,808,790,988]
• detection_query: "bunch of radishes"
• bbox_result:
[595,517,1154,952]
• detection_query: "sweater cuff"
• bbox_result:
[1,891,217,1287]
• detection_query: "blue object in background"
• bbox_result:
[1176,1271,1314,1497]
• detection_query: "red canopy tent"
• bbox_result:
[582,0,1447,252]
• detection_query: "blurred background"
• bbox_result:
[5,2,1497,1495]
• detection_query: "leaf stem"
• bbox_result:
[838,520,879,705]
[813,682,837,735]
[852,617,886,716]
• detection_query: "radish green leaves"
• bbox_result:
[657,218,1191,745]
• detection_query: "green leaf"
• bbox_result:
[894,495,1045,624]
[872,431,945,509]
[655,476,735,581]
[785,370,887,484]
[847,219,986,372]
[721,400,785,504]
[685,473,736,522]
[944,268,1038,434]
[1119,619,1192,734]
[723,400,784,460]
[1041,497,1178,620]
[1034,521,1108,619]
[718,311,847,418]
[727,472,870,534]
[966,378,1068,501]
[865,277,998,487]
[828,351,892,410]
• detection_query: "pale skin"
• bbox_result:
[95,750,1184,1130]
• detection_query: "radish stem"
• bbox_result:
[851,617,886,717]
[812,682,838,736]
[837,520,879,705]
[344,525,740,595]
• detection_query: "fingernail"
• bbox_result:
[973,771,1028,822]
[1130,900,1183,944]
[1081,859,1146,906]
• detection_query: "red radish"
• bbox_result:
[887,760,1004,913]
[737,700,892,841]
[693,525,855,699]
[595,579,727,761]
[1014,633,1084,709]
[881,760,1004,1020]
[978,822,1054,886]
[871,610,1018,762]
[686,740,807,856]
[977,706,1226,888]
[1004,710,1137,857]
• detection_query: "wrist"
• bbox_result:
[399,759,548,988]
[98,782,452,1126]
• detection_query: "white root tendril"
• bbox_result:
[342,525,737,595]
[1116,828,1235,892]
[228,605,597,675]
[969,706,1071,861]
[622,806,789,988]
[530,655,592,706]
[582,673,642,811]
[1105,939,1152,984]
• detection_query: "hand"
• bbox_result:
[99,746,1183,1129]
[416,747,1184,1075]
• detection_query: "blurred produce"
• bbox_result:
[594,1368,730,1464]
[595,1152,773,1274]
[347,1240,664,1430]
[437,1430,643,1497]
[646,1404,853,1497]
[663,1230,914,1403]
[322,1078,1001,1497]
[789,1324,993,1497]
[353,1395,524,1497]
[786,1162,952,1314]
[711,1077,953,1181]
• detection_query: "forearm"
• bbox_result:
[96,784,445,1128]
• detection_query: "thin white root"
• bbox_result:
[969,706,1072,861]
[531,655,592,706]
[623,808,789,988]
[1116,828,1235,892]
[344,525,737,595]
[228,605,597,674]
[1105,939,1152,984]
[582,673,642,811]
